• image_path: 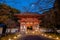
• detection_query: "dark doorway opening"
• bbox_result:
[27,26,32,30]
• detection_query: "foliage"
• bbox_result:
[0,4,20,28]
[0,4,20,14]
[40,0,60,33]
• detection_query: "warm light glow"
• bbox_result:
[14,36,17,39]
[8,38,11,40]
[21,22,25,24]
[26,31,28,34]
[35,30,38,31]
[49,36,52,38]
[26,22,29,26]
[20,27,22,29]
[22,30,25,31]
[30,22,33,24]
[56,37,59,39]
[37,27,39,30]
[41,34,44,36]
[34,22,38,24]
[17,34,21,37]
[32,31,35,34]
[24,25,26,29]
[44,34,47,37]
[26,22,29,24]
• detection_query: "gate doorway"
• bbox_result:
[27,26,33,31]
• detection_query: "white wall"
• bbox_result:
[6,28,18,33]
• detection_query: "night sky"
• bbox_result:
[0,0,55,14]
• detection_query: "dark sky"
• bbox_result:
[0,0,55,14]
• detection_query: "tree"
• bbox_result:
[53,0,60,29]
[0,3,20,22]
[0,4,20,33]
[40,0,60,33]
[41,8,58,32]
